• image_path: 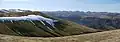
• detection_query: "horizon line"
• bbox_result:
[0,8,119,13]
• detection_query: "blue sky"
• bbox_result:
[0,0,120,12]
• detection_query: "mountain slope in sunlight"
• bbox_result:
[0,11,97,37]
[0,29,120,42]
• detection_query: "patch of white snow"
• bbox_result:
[0,15,58,27]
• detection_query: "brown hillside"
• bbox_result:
[0,29,120,42]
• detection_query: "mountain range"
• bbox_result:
[42,11,120,30]
[0,9,120,42]
[0,10,97,37]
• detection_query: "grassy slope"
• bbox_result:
[0,29,120,42]
[0,12,97,37]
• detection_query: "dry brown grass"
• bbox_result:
[0,29,120,42]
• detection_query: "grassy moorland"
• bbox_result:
[0,29,120,42]
[0,11,97,37]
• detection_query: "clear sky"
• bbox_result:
[0,0,120,12]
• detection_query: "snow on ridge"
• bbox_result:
[0,15,58,27]
[0,15,54,21]
[0,9,32,13]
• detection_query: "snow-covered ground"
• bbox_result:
[0,15,57,27]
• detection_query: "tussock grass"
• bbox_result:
[0,29,120,42]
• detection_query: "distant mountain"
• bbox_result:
[42,11,120,30]
[0,11,97,37]
[0,9,32,13]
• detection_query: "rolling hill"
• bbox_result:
[0,10,97,37]
[0,29,120,42]
[42,11,120,30]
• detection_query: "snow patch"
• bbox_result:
[0,15,57,27]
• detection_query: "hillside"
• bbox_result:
[43,11,120,30]
[0,29,120,42]
[0,9,119,42]
[0,11,97,37]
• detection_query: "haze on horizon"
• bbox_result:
[0,0,120,12]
